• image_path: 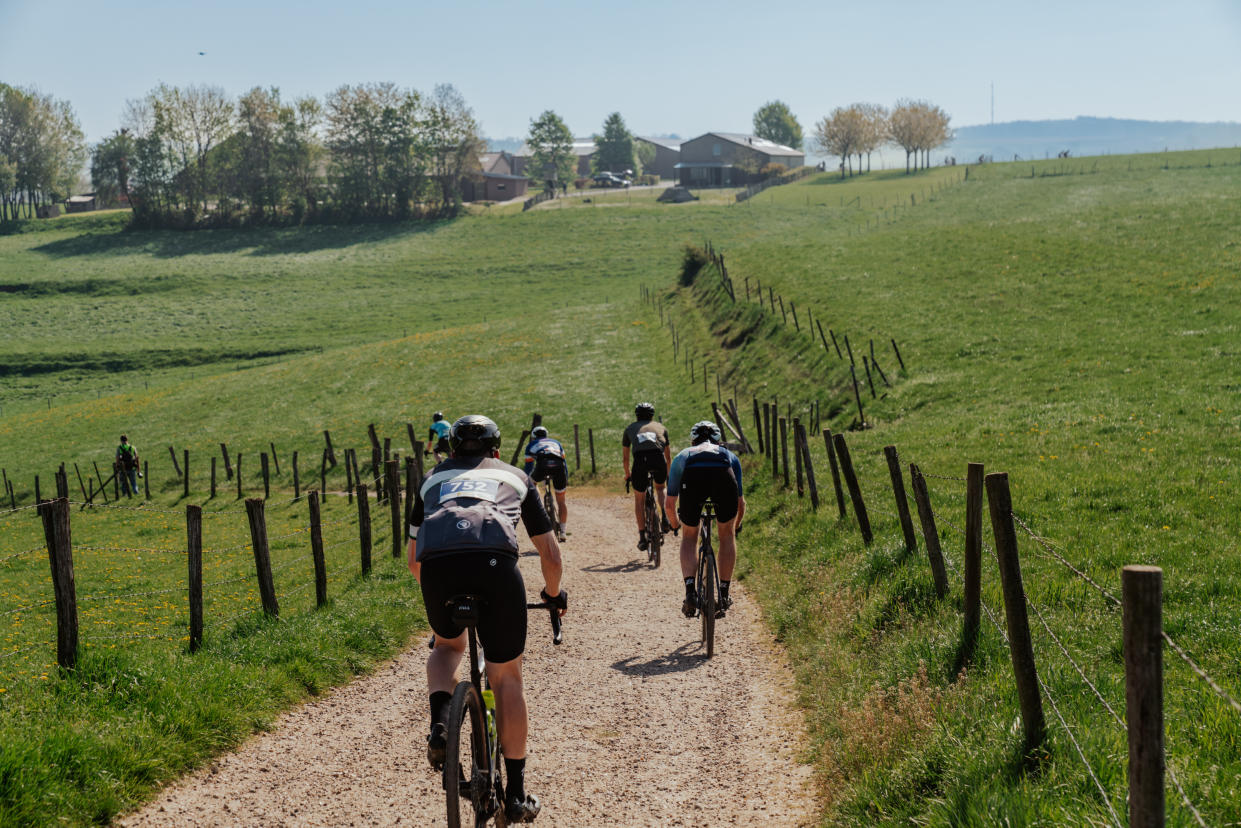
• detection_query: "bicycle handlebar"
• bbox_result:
[526,601,564,645]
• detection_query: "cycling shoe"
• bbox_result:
[505,792,542,822]
[426,722,447,770]
[682,595,698,618]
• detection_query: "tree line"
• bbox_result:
[813,100,952,176]
[0,84,87,222]
[90,82,485,228]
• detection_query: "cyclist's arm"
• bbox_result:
[407,479,426,579]
[622,445,631,479]
[665,452,686,529]
[665,495,680,530]
[731,452,745,529]
[529,532,563,609]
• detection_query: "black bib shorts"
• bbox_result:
[420,551,527,664]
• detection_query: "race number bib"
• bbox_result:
[440,478,501,503]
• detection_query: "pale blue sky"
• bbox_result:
[2,0,1239,145]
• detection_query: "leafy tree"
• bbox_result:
[752,100,803,150]
[326,82,423,218]
[526,110,574,187]
[593,112,634,174]
[150,84,235,217]
[424,84,485,211]
[90,129,136,207]
[0,84,85,221]
[635,139,656,176]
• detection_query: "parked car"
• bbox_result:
[592,172,627,188]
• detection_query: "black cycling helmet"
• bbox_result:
[690,421,723,446]
[531,426,549,439]
[450,415,501,457]
[432,412,444,422]
[634,402,655,420]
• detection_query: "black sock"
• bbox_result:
[504,756,526,800]
[684,577,696,596]
[720,580,731,599]
[429,691,451,729]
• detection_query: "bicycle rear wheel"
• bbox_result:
[646,493,661,568]
[700,552,717,657]
[543,486,557,526]
[444,682,490,828]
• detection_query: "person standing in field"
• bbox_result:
[116,435,140,495]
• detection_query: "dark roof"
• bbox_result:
[691,132,803,157]
[481,172,527,181]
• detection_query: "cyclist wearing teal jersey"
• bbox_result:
[427,412,451,462]
[665,422,746,618]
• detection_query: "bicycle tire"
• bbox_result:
[444,681,489,828]
[701,552,717,657]
[543,486,557,527]
[646,491,661,567]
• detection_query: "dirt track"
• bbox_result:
[121,491,816,827]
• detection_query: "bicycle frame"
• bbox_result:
[695,502,720,656]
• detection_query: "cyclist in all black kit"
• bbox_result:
[622,402,671,551]
[664,421,746,618]
[408,415,567,823]
[524,426,569,539]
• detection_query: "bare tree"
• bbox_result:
[424,84,484,212]
[813,107,865,178]
[888,99,921,174]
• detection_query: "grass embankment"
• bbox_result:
[652,154,1241,823]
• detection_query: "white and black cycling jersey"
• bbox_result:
[411,456,553,563]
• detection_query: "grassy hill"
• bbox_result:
[2,149,1239,824]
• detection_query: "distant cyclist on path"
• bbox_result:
[621,401,671,552]
[427,412,451,463]
[115,435,141,495]
[407,414,567,823]
[664,421,746,618]
[524,425,569,540]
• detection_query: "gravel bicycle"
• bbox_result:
[540,477,565,543]
[442,595,562,827]
[693,502,721,657]
[628,470,665,568]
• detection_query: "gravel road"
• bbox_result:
[121,490,815,827]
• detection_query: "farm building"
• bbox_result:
[675,133,804,187]
[635,136,681,180]
[65,194,97,213]
[460,151,529,201]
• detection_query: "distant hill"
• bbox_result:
[946,116,1241,163]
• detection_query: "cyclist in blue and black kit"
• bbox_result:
[664,421,746,618]
[427,412,451,463]
[524,426,568,541]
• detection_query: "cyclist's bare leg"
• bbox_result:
[654,483,667,517]
[486,656,527,759]
[717,519,737,580]
[679,524,700,579]
[632,490,645,530]
[555,490,568,525]
[426,631,466,695]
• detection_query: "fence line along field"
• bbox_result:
[2,148,1240,825]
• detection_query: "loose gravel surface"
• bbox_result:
[122,491,816,827]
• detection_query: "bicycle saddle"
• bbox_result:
[446,594,483,626]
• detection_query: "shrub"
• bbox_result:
[679,244,709,287]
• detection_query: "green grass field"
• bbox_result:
[2,149,1240,825]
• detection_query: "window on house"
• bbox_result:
[498,183,506,190]
[712,143,721,156]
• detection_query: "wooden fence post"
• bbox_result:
[320,449,329,509]
[510,430,530,467]
[793,418,804,496]
[985,472,1045,751]
[114,462,121,500]
[863,356,877,398]
[832,433,872,544]
[891,338,906,371]
[850,364,866,427]
[73,464,86,503]
[183,449,190,499]
[356,484,372,575]
[386,459,401,559]
[797,423,819,509]
[1124,565,1164,828]
[187,504,203,652]
[346,449,354,504]
[245,498,279,617]
[221,443,233,480]
[574,425,581,471]
[323,430,337,467]
[762,403,771,458]
[753,399,764,453]
[770,406,779,479]
[964,462,985,650]
[261,452,270,500]
[884,446,918,551]
[41,498,78,669]
[292,451,300,500]
[779,418,790,488]
[821,430,846,518]
[169,446,182,478]
[790,301,800,331]
[270,442,280,475]
[211,457,217,499]
[588,429,596,474]
[309,491,327,608]
[92,461,109,504]
[909,464,949,598]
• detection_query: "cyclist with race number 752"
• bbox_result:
[664,421,746,619]
[622,402,671,552]
[407,414,567,824]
